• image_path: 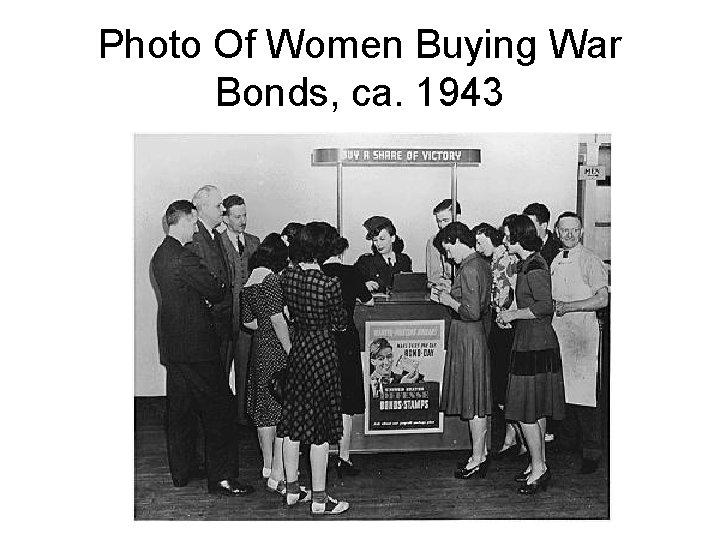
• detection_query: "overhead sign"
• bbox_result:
[578,165,606,181]
[312,148,481,166]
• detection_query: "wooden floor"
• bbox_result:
[135,397,609,520]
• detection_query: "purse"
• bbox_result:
[267,366,287,404]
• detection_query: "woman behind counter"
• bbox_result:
[435,222,494,479]
[497,214,565,495]
[279,222,350,515]
[355,215,412,293]
[319,222,374,479]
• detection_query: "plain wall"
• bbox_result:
[135,133,579,396]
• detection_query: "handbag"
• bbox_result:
[267,366,287,404]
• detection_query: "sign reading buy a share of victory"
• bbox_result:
[364,320,445,435]
[311,148,481,166]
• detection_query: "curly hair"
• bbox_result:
[433,221,475,255]
[249,233,289,273]
[292,221,343,263]
[366,217,406,254]
[506,214,542,252]
[472,222,503,248]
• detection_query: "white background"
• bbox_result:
[3,0,716,536]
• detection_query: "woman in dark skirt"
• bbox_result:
[435,222,494,479]
[278,222,350,515]
[474,221,527,459]
[320,223,373,478]
[497,215,565,494]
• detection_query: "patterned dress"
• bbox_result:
[489,247,517,405]
[241,273,287,427]
[439,252,493,420]
[278,266,347,445]
[504,253,565,423]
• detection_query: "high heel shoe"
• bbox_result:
[517,469,551,495]
[513,456,532,482]
[454,457,491,479]
[493,444,520,461]
[335,457,359,479]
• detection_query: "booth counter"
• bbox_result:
[347,292,471,453]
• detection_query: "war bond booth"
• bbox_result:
[311,147,482,453]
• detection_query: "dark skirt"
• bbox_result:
[488,318,514,406]
[335,327,366,415]
[440,319,492,420]
[504,348,565,423]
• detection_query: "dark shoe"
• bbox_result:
[454,457,491,479]
[336,456,359,479]
[513,470,531,482]
[580,458,599,475]
[493,444,520,460]
[172,477,189,487]
[513,457,533,482]
[456,455,473,469]
[209,479,255,497]
[518,470,551,495]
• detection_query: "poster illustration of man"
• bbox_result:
[364,321,443,434]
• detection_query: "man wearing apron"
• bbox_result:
[551,211,609,474]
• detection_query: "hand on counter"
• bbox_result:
[365,280,380,292]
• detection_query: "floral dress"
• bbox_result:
[242,272,287,427]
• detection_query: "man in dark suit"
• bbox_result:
[151,200,253,496]
[219,194,260,425]
[523,202,563,266]
[189,185,234,383]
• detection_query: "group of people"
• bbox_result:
[424,199,609,494]
[151,185,608,515]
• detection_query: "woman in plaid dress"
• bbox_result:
[278,222,350,515]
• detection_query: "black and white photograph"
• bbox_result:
[10,0,716,534]
[134,133,611,519]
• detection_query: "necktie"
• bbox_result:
[563,250,570,258]
[236,234,244,255]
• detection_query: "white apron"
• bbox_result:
[551,254,599,407]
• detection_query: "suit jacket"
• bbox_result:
[220,230,260,333]
[354,252,412,293]
[188,221,233,338]
[151,236,226,365]
[540,230,563,267]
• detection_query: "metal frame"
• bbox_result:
[311,148,481,235]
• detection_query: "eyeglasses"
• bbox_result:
[558,228,581,235]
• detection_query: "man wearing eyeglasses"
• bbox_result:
[550,211,609,475]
